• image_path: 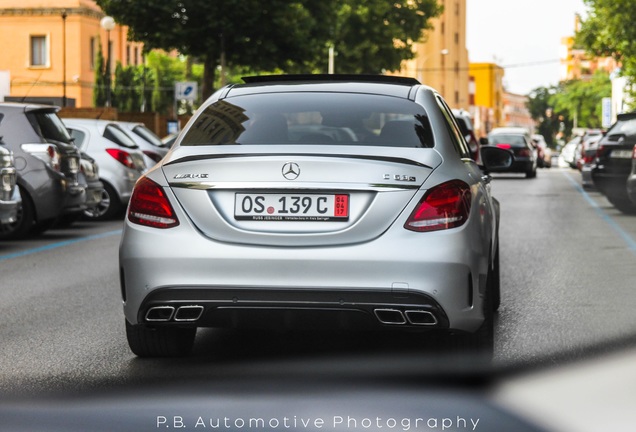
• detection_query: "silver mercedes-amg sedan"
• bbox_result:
[119,75,512,357]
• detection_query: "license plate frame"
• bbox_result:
[610,149,633,159]
[234,193,350,222]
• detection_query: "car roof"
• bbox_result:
[0,102,60,114]
[222,74,428,100]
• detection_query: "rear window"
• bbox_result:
[27,111,74,148]
[488,134,528,147]
[180,93,434,148]
[606,117,636,141]
[132,125,164,147]
[104,124,138,149]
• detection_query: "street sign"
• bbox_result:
[602,97,612,128]
[175,81,198,101]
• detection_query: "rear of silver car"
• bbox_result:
[120,79,501,357]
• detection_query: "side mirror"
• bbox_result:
[480,146,513,171]
[479,137,489,145]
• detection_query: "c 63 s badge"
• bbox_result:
[173,173,209,179]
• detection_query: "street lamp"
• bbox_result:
[100,16,115,107]
[61,10,67,107]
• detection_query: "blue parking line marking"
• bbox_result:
[0,229,122,262]
[564,171,636,255]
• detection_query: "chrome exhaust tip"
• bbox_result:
[374,309,407,325]
[404,310,438,326]
[145,306,175,322]
[174,305,204,322]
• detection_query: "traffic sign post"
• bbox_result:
[602,97,612,128]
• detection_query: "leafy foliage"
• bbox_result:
[527,72,611,144]
[93,38,107,107]
[577,0,636,84]
[95,0,441,99]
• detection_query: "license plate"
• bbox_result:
[610,149,633,159]
[235,193,349,221]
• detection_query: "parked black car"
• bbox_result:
[0,103,86,238]
[626,144,636,207]
[591,113,636,214]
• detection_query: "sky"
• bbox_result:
[466,0,589,95]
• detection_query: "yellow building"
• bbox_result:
[469,62,505,135]
[0,0,143,107]
[397,0,469,108]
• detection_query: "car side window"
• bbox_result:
[435,97,471,159]
[69,129,87,150]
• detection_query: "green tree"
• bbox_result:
[527,86,565,146]
[330,0,442,74]
[577,0,636,87]
[93,38,107,107]
[551,71,611,129]
[95,0,441,99]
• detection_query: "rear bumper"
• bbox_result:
[120,214,492,334]
[627,172,636,204]
[0,187,21,224]
[135,287,450,331]
[591,167,629,198]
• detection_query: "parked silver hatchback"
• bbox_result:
[117,121,170,166]
[63,118,147,220]
[0,103,85,238]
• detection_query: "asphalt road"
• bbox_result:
[1,167,636,398]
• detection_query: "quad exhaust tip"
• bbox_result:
[374,308,438,326]
[145,306,175,322]
[374,309,407,325]
[174,305,204,322]
[404,310,438,326]
[145,305,204,322]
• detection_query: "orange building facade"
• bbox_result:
[397,0,470,109]
[0,0,143,107]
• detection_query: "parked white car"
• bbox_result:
[117,121,170,166]
[63,118,147,220]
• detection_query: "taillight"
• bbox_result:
[496,143,511,149]
[404,180,471,232]
[106,148,136,169]
[21,144,61,172]
[517,148,531,158]
[128,177,179,229]
[595,145,606,159]
[632,145,636,160]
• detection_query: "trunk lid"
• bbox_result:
[162,146,441,246]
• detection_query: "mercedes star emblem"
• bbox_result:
[282,162,300,180]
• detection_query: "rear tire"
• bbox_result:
[84,182,121,221]
[492,247,501,312]
[606,195,636,215]
[125,320,196,357]
[0,185,35,239]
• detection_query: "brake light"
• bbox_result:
[496,144,511,149]
[517,148,531,158]
[21,144,61,172]
[106,148,136,169]
[128,177,179,229]
[404,180,471,232]
[632,144,636,160]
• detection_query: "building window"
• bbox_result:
[134,46,139,66]
[90,37,97,70]
[455,32,459,44]
[126,45,131,66]
[30,35,48,67]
